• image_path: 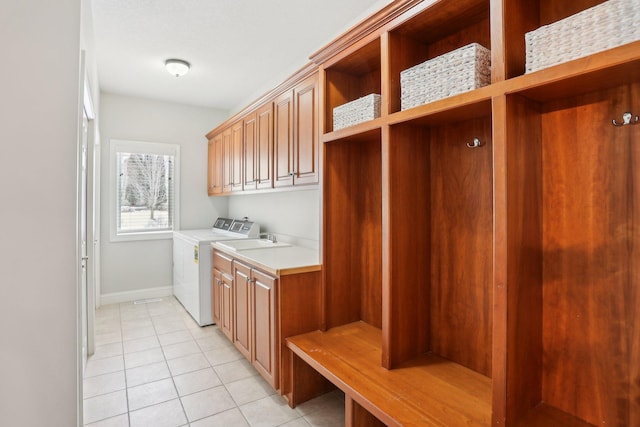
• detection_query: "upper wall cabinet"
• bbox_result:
[255,103,274,190]
[207,133,223,195]
[274,73,320,188]
[206,69,318,196]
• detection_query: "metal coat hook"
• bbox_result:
[612,112,639,126]
[466,137,482,148]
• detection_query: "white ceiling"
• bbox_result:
[92,0,393,113]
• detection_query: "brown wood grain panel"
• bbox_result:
[287,322,491,427]
[324,69,356,133]
[325,66,381,134]
[325,38,380,76]
[430,117,493,377]
[541,85,639,426]
[243,111,257,190]
[287,352,335,408]
[500,1,539,79]
[390,0,487,45]
[256,102,274,189]
[347,396,386,427]
[252,269,277,388]
[538,0,606,26]
[502,94,543,425]
[207,138,215,194]
[324,135,382,329]
[358,139,383,328]
[491,94,509,427]
[233,261,251,359]
[212,269,223,325]
[231,120,244,192]
[515,403,595,427]
[630,82,640,427]
[427,17,491,59]
[324,140,361,327]
[384,124,431,368]
[221,273,234,341]
[274,90,294,187]
[212,250,233,276]
[279,271,325,403]
[222,127,232,193]
[387,33,429,114]
[294,75,319,185]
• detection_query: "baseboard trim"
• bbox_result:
[100,286,173,306]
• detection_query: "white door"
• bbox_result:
[81,111,89,370]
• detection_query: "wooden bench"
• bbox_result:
[286,321,491,426]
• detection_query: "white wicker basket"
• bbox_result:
[333,94,381,130]
[400,43,491,111]
[525,0,640,73]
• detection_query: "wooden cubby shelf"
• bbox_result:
[386,0,491,114]
[287,322,492,427]
[324,37,382,133]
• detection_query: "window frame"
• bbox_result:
[109,139,180,242]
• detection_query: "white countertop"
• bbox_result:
[210,242,320,276]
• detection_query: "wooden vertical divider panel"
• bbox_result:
[501,94,543,426]
[383,123,431,368]
[323,130,382,330]
[429,116,493,377]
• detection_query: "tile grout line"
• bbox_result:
[153,301,191,426]
[122,302,131,427]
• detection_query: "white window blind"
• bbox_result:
[110,140,180,241]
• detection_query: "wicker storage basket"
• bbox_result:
[333,94,381,130]
[400,43,491,111]
[525,0,640,73]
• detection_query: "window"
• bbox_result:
[110,140,180,241]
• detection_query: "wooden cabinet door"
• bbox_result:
[208,134,223,195]
[221,273,234,341]
[222,127,232,193]
[252,269,278,388]
[273,73,319,188]
[273,89,294,187]
[293,74,319,186]
[256,103,273,189]
[233,262,252,359]
[212,269,223,325]
[230,121,244,192]
[213,134,223,194]
[243,112,257,191]
[207,138,215,195]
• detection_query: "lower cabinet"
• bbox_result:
[212,251,234,341]
[212,249,322,394]
[250,269,277,386]
[232,260,278,389]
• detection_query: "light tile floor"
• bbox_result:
[84,297,345,427]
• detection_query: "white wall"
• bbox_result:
[99,93,228,299]
[228,189,320,247]
[0,0,82,425]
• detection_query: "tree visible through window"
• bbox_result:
[111,140,179,239]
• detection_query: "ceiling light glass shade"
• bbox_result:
[165,59,190,77]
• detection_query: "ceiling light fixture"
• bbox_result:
[165,59,190,77]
